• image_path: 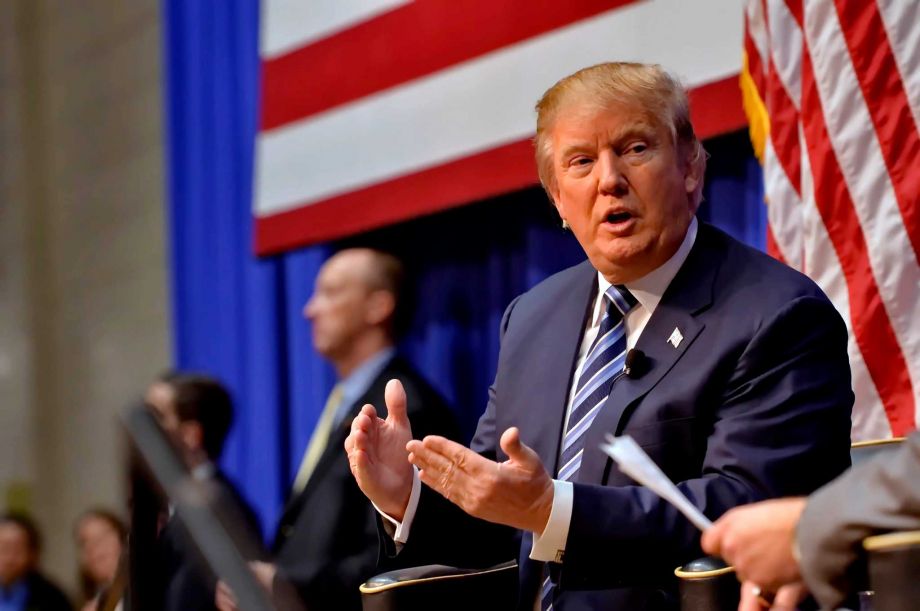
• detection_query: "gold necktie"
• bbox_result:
[292,385,344,493]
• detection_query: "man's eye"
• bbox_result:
[571,157,593,166]
[627,143,647,155]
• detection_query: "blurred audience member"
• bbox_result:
[0,512,73,611]
[146,372,264,611]
[702,431,920,610]
[217,248,459,611]
[73,509,125,610]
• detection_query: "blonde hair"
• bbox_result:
[534,62,707,207]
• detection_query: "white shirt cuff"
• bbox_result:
[529,479,572,563]
[373,466,422,544]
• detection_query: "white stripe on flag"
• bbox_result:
[261,0,411,59]
[763,139,803,268]
[875,0,920,134]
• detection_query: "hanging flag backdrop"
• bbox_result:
[742,0,919,440]
[254,0,747,254]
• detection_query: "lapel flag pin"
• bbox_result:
[668,327,683,348]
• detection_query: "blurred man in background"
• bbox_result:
[218,248,459,611]
[0,513,72,611]
[146,372,263,611]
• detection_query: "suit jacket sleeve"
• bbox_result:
[796,432,920,609]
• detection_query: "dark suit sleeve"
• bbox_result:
[796,432,920,609]
[562,295,853,588]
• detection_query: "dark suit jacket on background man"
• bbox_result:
[272,355,457,610]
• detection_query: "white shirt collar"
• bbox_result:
[594,216,699,320]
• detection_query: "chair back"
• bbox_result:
[850,438,905,467]
[360,561,518,611]
[864,530,920,611]
[674,556,739,611]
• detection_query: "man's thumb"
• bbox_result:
[500,427,536,463]
[384,379,409,424]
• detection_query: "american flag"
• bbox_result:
[743,0,919,440]
[254,0,747,255]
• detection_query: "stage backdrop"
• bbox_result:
[161,0,764,537]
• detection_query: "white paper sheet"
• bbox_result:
[600,434,713,532]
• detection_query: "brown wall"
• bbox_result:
[0,0,170,593]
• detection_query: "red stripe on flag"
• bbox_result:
[801,51,916,435]
[782,0,803,29]
[766,223,786,263]
[688,76,748,139]
[833,0,920,266]
[255,139,538,254]
[261,0,636,131]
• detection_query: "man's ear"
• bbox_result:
[684,159,702,193]
[683,150,704,212]
[548,186,565,222]
[366,290,396,327]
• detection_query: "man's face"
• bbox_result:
[76,516,122,585]
[303,253,374,361]
[548,102,699,283]
[0,523,35,586]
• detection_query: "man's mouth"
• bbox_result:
[605,211,632,224]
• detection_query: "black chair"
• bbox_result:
[863,530,920,611]
[360,560,517,611]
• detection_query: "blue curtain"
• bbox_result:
[161,0,764,539]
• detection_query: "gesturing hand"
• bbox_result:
[407,426,554,534]
[345,379,415,520]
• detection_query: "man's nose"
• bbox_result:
[598,151,628,196]
[303,299,315,319]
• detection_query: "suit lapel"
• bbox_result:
[577,228,719,483]
[518,262,597,474]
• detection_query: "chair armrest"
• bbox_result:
[360,560,517,611]
[674,556,739,611]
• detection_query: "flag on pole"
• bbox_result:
[742,0,919,439]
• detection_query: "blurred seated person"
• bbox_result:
[73,509,125,611]
[702,431,920,610]
[0,512,72,611]
[146,372,264,611]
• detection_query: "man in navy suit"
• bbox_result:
[346,62,853,610]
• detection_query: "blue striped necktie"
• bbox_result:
[541,284,637,611]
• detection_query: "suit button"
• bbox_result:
[281,525,295,538]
